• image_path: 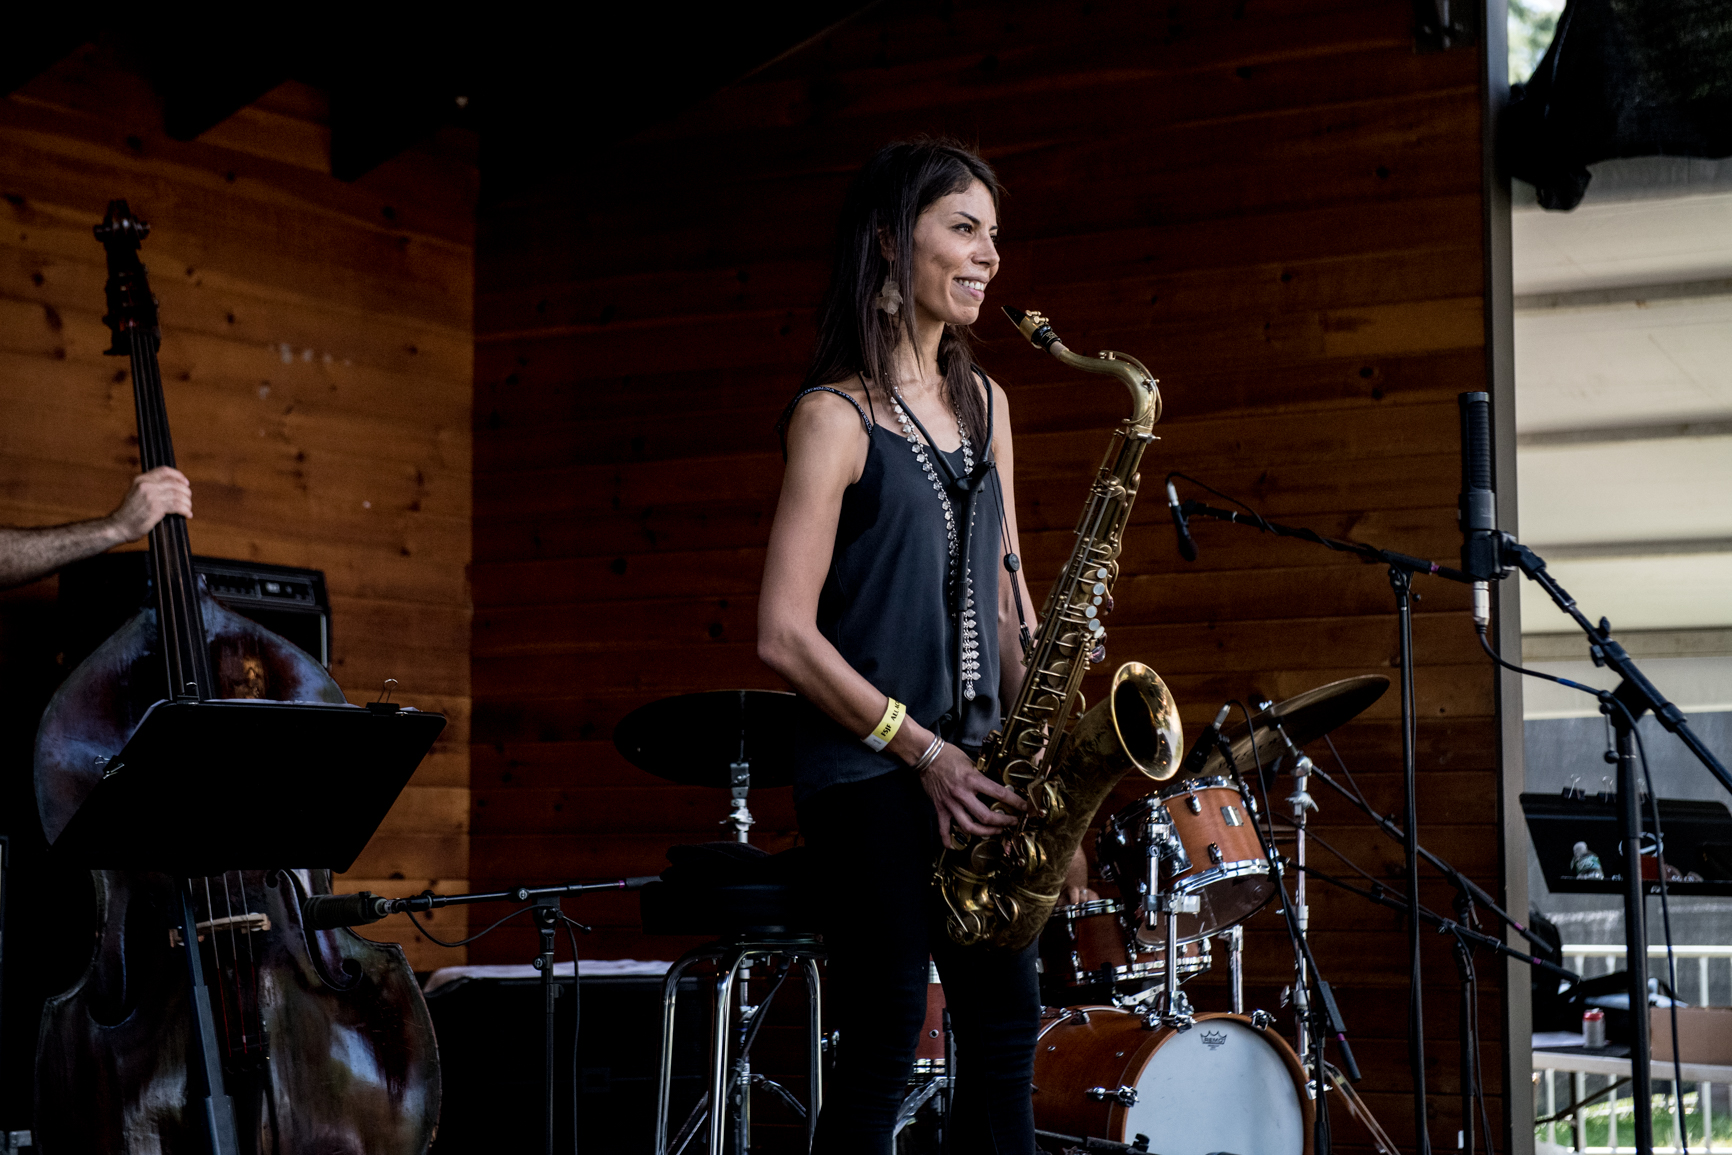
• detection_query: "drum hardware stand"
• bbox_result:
[1033,1128,1151,1153]
[1143,816,1196,1028]
[1174,493,1475,1155]
[1269,717,1321,1057]
[1218,732,1359,1154]
[1326,1063,1401,1155]
[894,994,955,1146]
[1221,924,1245,1014]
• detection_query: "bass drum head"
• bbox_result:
[1124,1015,1310,1155]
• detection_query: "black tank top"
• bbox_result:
[786,383,1003,802]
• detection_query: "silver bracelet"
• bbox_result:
[912,734,945,774]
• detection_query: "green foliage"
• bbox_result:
[1511,0,1567,84]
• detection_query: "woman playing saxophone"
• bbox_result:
[757,138,1089,1155]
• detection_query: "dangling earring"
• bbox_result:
[875,260,903,316]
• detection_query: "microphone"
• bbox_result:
[1180,703,1232,777]
[620,876,661,890]
[1457,392,1500,581]
[1166,480,1197,562]
[302,891,392,930]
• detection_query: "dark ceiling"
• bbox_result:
[2,6,876,198]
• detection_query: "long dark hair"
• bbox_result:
[795,137,1001,448]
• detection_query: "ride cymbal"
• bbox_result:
[1196,674,1389,777]
[613,689,800,788]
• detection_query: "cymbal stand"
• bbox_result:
[1221,734,1359,1155]
[1269,716,1321,1056]
[726,695,754,843]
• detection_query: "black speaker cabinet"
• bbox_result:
[425,972,708,1153]
[56,553,331,670]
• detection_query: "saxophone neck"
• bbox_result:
[1003,306,1161,430]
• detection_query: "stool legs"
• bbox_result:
[655,941,825,1155]
[709,948,746,1155]
[657,944,720,1155]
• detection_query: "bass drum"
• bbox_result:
[1032,1007,1313,1155]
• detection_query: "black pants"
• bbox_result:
[798,769,1039,1155]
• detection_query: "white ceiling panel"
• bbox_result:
[1512,192,1732,295]
[1516,436,1732,545]
[1516,552,1732,633]
[1519,655,1732,719]
[1514,295,1732,431]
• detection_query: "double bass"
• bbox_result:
[30,202,441,1153]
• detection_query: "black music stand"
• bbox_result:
[52,698,445,873]
[48,698,445,1155]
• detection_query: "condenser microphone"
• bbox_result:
[1180,703,1232,777]
[301,891,392,930]
[1457,392,1500,581]
[1166,480,1198,562]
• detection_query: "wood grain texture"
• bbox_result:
[470,1,1502,1150]
[0,48,475,974]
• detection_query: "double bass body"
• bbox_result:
[30,202,439,1153]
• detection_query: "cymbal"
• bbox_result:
[613,689,800,789]
[1195,675,1390,778]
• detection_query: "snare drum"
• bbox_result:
[1038,899,1209,1004]
[1099,776,1274,945]
[1032,1007,1313,1154]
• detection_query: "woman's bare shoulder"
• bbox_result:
[787,377,874,434]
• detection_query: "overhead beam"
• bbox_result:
[1525,537,1732,560]
[1517,419,1732,447]
[1515,276,1732,311]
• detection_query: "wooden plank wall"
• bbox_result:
[472,1,1502,1149]
[0,41,476,1022]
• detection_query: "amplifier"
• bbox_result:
[56,553,331,670]
[425,972,708,1153]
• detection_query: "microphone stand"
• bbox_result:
[392,878,649,1155]
[1484,538,1732,1155]
[1179,497,1472,1155]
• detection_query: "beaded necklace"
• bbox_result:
[888,386,981,702]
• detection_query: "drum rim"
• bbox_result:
[1032,1008,1315,1148]
[1169,857,1271,894]
[1052,897,1127,919]
[1154,774,1241,801]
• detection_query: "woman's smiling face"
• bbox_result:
[905,179,1000,330]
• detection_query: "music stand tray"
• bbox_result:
[52,699,445,873]
[1522,791,1732,897]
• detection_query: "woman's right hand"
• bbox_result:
[918,742,1026,849]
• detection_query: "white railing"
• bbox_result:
[1535,944,1732,1154]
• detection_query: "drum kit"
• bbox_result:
[617,676,1398,1155]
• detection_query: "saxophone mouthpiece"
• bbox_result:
[1004,306,1059,350]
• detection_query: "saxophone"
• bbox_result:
[936,307,1184,950]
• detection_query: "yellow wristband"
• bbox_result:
[863,697,906,752]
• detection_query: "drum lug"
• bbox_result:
[1250,1008,1275,1031]
[1086,1084,1139,1107]
[1185,791,1201,814]
[1207,842,1224,865]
